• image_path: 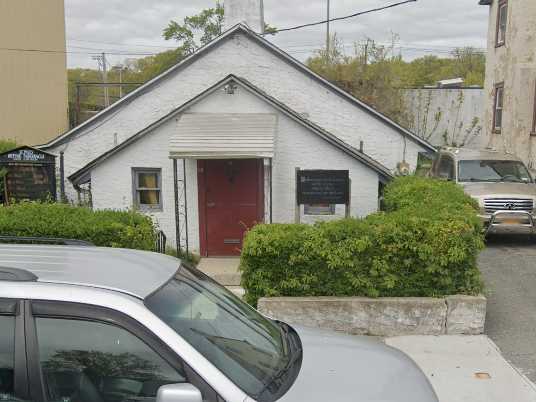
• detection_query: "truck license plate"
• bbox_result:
[503,218,522,225]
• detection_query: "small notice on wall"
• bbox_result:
[297,170,350,205]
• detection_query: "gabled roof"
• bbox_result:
[42,24,435,153]
[0,145,55,158]
[69,75,394,185]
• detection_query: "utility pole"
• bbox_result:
[92,53,110,107]
[118,67,123,98]
[113,64,124,98]
[363,38,372,69]
[102,52,109,107]
[326,0,331,59]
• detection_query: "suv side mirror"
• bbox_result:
[157,383,202,402]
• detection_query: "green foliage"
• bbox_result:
[69,1,277,128]
[166,247,200,266]
[0,202,157,250]
[163,1,224,54]
[68,49,184,124]
[0,140,18,202]
[162,1,276,52]
[240,177,484,306]
[0,139,18,154]
[306,37,485,126]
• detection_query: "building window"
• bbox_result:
[496,0,508,47]
[132,168,162,211]
[493,83,504,133]
[304,204,336,216]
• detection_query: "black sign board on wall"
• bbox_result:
[297,170,350,205]
[0,146,57,204]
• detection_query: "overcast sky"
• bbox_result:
[65,0,490,69]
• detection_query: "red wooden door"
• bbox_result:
[198,159,264,256]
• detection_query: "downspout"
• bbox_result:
[59,152,66,202]
[182,159,189,256]
[269,158,273,224]
[173,159,182,256]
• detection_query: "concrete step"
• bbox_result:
[197,257,242,286]
[226,286,245,299]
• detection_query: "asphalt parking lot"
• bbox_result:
[479,235,536,382]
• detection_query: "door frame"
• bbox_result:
[197,159,265,257]
[0,299,29,401]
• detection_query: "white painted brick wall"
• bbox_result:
[49,31,427,202]
[91,82,379,252]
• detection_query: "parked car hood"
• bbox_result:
[273,326,438,402]
[461,182,536,199]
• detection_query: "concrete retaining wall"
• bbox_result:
[258,295,486,336]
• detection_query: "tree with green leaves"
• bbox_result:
[162,1,276,53]
[306,36,486,127]
[163,2,225,54]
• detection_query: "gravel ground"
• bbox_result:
[479,234,536,382]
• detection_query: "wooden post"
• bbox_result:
[345,178,352,218]
[183,159,189,256]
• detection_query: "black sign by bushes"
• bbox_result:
[0,146,56,204]
[297,170,350,205]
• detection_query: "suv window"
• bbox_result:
[35,318,186,402]
[437,155,455,180]
[0,315,15,399]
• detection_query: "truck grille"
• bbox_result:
[484,198,534,213]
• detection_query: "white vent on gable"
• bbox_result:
[224,0,265,34]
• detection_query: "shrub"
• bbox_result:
[0,139,18,154]
[0,140,18,200]
[0,202,157,251]
[240,176,484,306]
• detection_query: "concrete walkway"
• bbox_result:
[387,335,536,402]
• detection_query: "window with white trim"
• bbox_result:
[493,83,504,133]
[132,168,162,211]
[496,0,508,46]
[304,204,336,216]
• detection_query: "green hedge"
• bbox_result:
[240,176,484,306]
[0,202,157,250]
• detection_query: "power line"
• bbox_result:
[0,46,159,56]
[68,37,178,50]
[268,0,418,34]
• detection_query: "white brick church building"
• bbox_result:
[40,0,435,257]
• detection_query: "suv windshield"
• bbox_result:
[145,265,301,402]
[458,160,532,183]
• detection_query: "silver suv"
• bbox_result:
[430,148,536,234]
[0,241,437,402]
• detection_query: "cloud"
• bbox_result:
[65,0,489,68]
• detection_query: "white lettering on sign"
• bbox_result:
[7,150,45,162]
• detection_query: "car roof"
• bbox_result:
[0,244,180,299]
[440,147,523,162]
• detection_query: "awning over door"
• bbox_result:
[170,113,277,159]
